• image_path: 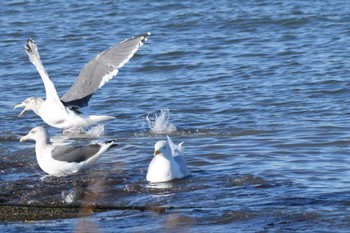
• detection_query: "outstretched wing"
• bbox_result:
[25,39,62,104]
[60,32,151,108]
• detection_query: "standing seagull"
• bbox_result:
[20,126,116,176]
[146,136,188,182]
[14,32,151,131]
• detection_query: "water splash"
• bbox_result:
[62,190,75,204]
[62,125,106,138]
[146,109,177,134]
[86,125,105,137]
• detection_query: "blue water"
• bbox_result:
[1,0,350,232]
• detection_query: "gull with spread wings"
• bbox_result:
[15,33,150,131]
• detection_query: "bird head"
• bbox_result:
[154,140,172,157]
[14,97,43,117]
[20,126,48,142]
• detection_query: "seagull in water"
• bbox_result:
[146,136,188,182]
[20,126,116,176]
[14,32,151,131]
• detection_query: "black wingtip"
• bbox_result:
[127,32,151,44]
[141,32,151,43]
[106,140,118,148]
[25,38,34,53]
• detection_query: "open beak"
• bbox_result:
[14,103,23,109]
[154,150,160,156]
[14,103,27,117]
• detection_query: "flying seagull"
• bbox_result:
[20,126,116,176]
[146,136,188,182]
[14,32,151,131]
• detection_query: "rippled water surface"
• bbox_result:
[1,0,350,232]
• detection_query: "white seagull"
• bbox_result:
[146,136,188,182]
[14,32,151,131]
[20,126,116,176]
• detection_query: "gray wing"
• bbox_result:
[60,32,151,108]
[51,144,101,163]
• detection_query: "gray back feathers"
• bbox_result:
[51,144,101,163]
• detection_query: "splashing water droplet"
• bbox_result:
[146,109,177,134]
[86,124,105,137]
[61,125,105,138]
[62,190,75,204]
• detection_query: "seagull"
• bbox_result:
[20,126,116,176]
[14,32,151,131]
[146,136,188,182]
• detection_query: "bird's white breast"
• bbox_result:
[146,155,183,182]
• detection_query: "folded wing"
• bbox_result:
[51,144,101,163]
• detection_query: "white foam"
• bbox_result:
[86,124,105,137]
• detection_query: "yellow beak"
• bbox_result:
[154,150,160,156]
[20,134,29,142]
[14,103,27,117]
[14,103,23,109]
